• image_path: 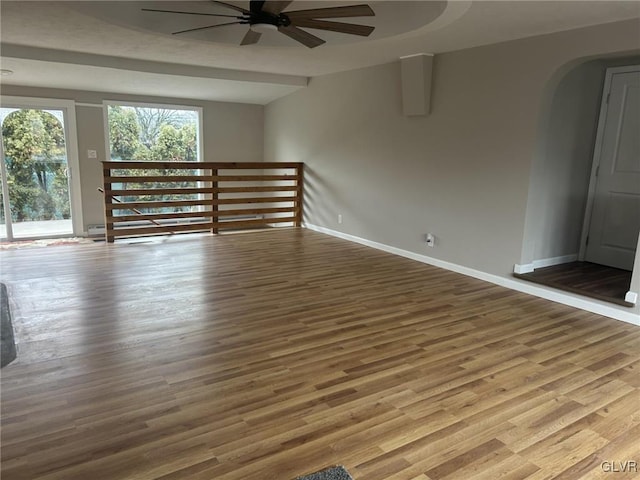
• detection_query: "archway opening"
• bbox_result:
[519,54,640,306]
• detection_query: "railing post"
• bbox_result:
[295,163,304,227]
[102,162,114,243]
[212,168,219,234]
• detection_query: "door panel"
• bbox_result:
[585,70,640,270]
[601,192,640,249]
[612,81,640,173]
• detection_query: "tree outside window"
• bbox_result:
[107,105,200,214]
[1,109,70,222]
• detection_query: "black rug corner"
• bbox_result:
[295,465,354,480]
[1,282,17,368]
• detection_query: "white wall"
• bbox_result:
[265,19,640,318]
[1,86,264,231]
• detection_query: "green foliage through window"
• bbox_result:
[1,109,70,222]
[107,105,201,215]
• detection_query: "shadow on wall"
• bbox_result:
[303,164,344,228]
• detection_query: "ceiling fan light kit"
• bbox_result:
[250,23,278,34]
[143,1,376,48]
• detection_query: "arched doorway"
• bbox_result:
[519,55,640,306]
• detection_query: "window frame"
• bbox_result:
[103,100,206,219]
[102,100,204,163]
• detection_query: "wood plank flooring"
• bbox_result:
[1,228,639,480]
[514,262,633,307]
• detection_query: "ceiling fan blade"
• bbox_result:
[285,4,374,20]
[141,8,241,19]
[241,29,262,45]
[262,1,293,15]
[172,21,244,35]
[250,0,265,14]
[210,1,250,14]
[292,18,374,36]
[278,25,325,48]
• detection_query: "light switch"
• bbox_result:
[87,150,98,159]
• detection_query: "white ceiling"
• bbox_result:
[72,1,449,47]
[1,1,639,104]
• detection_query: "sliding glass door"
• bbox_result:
[0,98,82,240]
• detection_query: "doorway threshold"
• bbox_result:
[514,261,633,307]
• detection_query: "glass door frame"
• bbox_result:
[0,96,83,240]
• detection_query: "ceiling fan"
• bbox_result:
[142,1,375,48]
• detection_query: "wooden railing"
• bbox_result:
[102,161,303,243]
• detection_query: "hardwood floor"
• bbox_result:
[514,262,633,307]
[1,228,639,480]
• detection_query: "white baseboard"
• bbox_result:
[303,223,639,326]
[514,254,578,274]
[514,263,534,274]
[533,254,578,269]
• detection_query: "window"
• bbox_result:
[106,104,201,162]
[105,103,203,215]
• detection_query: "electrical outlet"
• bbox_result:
[338,214,343,224]
[425,233,435,247]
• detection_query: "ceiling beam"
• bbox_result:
[1,44,308,87]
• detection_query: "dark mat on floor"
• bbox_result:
[296,466,353,480]
[1,283,17,368]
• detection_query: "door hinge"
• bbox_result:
[586,235,590,246]
[606,93,610,104]
[595,165,600,177]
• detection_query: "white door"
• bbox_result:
[584,67,640,271]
